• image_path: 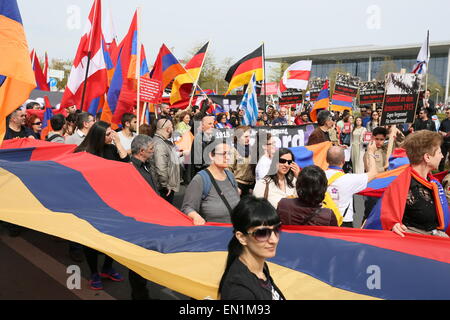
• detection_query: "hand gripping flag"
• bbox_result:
[412,31,430,75]
[310,80,329,122]
[279,60,312,93]
[0,0,36,144]
[239,73,259,126]
[60,0,107,111]
[170,42,209,105]
[4,139,450,299]
[225,45,263,95]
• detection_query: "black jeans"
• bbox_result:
[129,270,150,300]
[84,246,113,275]
[159,189,175,204]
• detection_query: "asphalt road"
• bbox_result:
[0,185,366,300]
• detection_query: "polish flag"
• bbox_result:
[60,0,107,111]
[279,60,312,93]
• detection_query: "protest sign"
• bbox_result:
[380,73,422,125]
[359,80,385,105]
[334,73,360,97]
[309,79,326,101]
[140,77,162,103]
[207,95,266,112]
[279,89,303,105]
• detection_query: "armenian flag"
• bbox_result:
[30,49,49,91]
[2,139,450,299]
[225,45,263,94]
[310,80,329,122]
[150,44,186,93]
[170,42,209,105]
[331,93,353,112]
[0,0,36,144]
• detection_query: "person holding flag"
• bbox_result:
[239,73,259,126]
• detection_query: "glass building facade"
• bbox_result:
[310,55,448,87]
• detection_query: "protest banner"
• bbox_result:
[359,80,385,105]
[279,88,303,105]
[380,73,422,125]
[309,79,326,101]
[139,77,162,103]
[334,73,360,97]
[214,124,317,149]
[207,95,266,112]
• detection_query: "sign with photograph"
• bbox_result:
[359,81,385,105]
[309,79,327,101]
[334,73,360,97]
[380,73,422,125]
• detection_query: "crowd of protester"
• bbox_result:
[3,91,450,300]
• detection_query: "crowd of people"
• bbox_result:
[3,91,450,300]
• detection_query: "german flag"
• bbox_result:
[170,42,208,105]
[225,45,263,94]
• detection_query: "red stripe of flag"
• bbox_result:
[233,56,262,77]
[287,70,311,81]
[185,52,205,70]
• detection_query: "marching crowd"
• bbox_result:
[2,90,450,300]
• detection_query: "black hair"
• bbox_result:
[74,120,110,157]
[66,113,77,123]
[26,102,40,110]
[296,165,327,207]
[372,126,387,137]
[317,110,331,126]
[76,112,93,130]
[50,114,66,131]
[218,196,280,298]
[264,148,295,189]
[121,113,136,127]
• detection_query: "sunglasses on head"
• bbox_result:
[279,158,293,165]
[244,223,282,242]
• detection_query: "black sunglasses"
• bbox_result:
[33,122,42,125]
[245,224,282,242]
[279,158,293,165]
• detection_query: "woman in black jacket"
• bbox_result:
[74,120,129,290]
[219,196,285,300]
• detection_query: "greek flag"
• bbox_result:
[240,73,259,126]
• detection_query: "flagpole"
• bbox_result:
[425,30,429,92]
[80,52,92,111]
[80,0,100,112]
[188,41,210,109]
[136,7,142,134]
[166,45,211,105]
[262,42,266,110]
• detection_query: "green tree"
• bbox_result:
[375,58,398,81]
[267,62,289,83]
[49,59,72,91]
[183,43,231,95]
[328,66,347,95]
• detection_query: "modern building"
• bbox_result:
[266,41,450,103]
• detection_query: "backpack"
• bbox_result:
[198,169,238,200]
[45,134,63,142]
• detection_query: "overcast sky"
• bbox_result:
[17,0,450,66]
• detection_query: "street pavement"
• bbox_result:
[0,185,366,300]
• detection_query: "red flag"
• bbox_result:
[60,0,107,111]
[30,49,49,91]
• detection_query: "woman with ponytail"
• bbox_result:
[219,196,285,300]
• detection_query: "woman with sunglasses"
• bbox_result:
[26,114,42,139]
[219,196,285,300]
[253,148,299,209]
[74,121,129,290]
